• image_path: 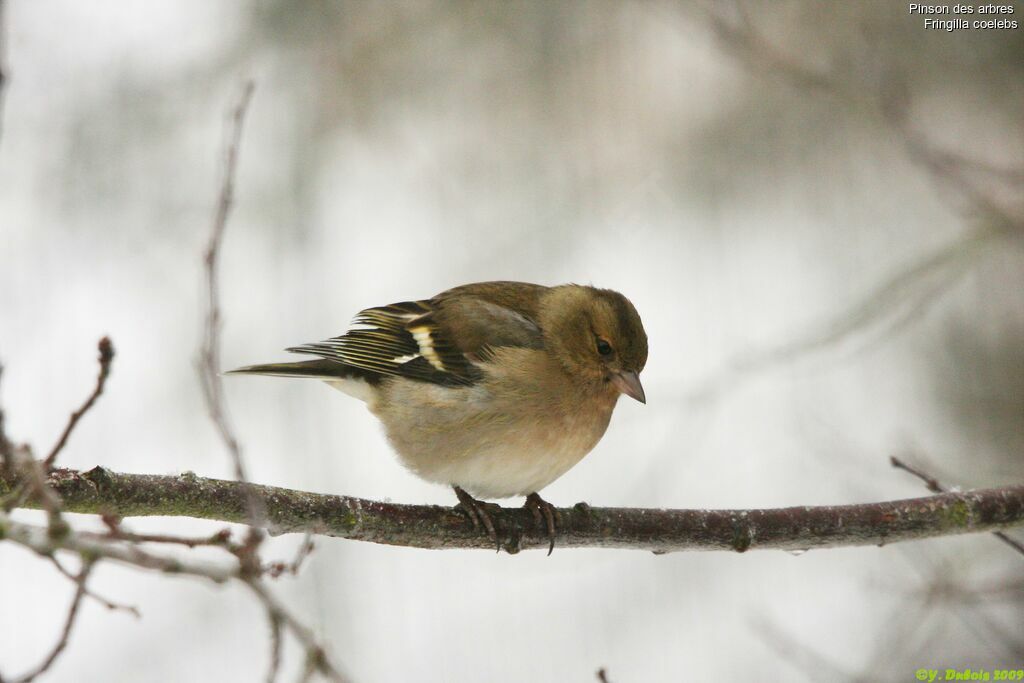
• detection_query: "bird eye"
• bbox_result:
[596,337,613,357]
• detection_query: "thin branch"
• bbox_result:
[2,346,111,682]
[199,80,255,487]
[753,615,855,683]
[1,511,237,581]
[890,456,948,495]
[47,556,140,617]
[196,80,268,585]
[244,579,347,683]
[880,81,1023,233]
[97,513,238,551]
[701,6,1022,233]
[703,7,833,93]
[671,6,1023,407]
[195,81,342,682]
[0,0,8,148]
[0,362,10,465]
[3,444,62,518]
[907,558,1024,659]
[682,225,1003,405]
[3,466,1022,554]
[2,511,347,680]
[891,455,1024,558]
[44,337,115,469]
[91,527,236,549]
[265,534,315,579]
[12,560,94,683]
[266,609,284,683]
[905,576,1024,603]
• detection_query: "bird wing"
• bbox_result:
[287,282,547,387]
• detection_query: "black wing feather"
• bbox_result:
[288,285,546,388]
[287,301,481,386]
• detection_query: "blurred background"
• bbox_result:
[1,1,1022,681]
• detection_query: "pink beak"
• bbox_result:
[611,371,646,404]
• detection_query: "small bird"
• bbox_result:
[228,281,648,553]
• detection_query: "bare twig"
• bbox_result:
[907,558,1024,659]
[12,560,94,683]
[682,225,1003,405]
[703,7,833,93]
[266,609,284,683]
[244,579,347,683]
[197,80,268,575]
[2,345,110,683]
[753,615,855,683]
[700,6,1023,234]
[880,84,1023,233]
[596,667,612,683]
[2,511,237,581]
[98,513,237,551]
[99,527,234,548]
[0,0,8,148]
[44,337,115,469]
[890,456,947,495]
[1,363,58,516]
[671,8,1023,406]
[4,465,1023,554]
[2,511,348,680]
[2,445,62,519]
[198,80,255,488]
[47,556,140,617]
[0,362,11,465]
[194,81,342,681]
[891,455,1024,558]
[265,534,315,579]
[907,576,1024,603]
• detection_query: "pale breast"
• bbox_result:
[372,350,618,499]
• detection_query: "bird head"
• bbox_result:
[540,285,648,403]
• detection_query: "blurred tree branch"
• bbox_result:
[0,79,349,682]
[43,338,113,469]
[675,4,1024,407]
[683,223,1010,404]
[892,455,1024,557]
[702,2,1023,226]
[191,79,344,683]
[2,465,1021,554]
[0,0,8,147]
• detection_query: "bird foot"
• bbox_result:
[524,492,562,555]
[453,486,502,551]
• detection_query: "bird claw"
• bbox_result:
[524,492,561,555]
[453,486,501,551]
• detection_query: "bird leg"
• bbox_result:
[524,492,562,555]
[453,486,500,550]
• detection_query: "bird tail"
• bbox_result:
[225,359,353,380]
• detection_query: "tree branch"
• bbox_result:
[0,0,8,148]
[891,455,1024,557]
[198,79,254,487]
[3,466,1022,554]
[44,337,114,469]
[12,560,94,683]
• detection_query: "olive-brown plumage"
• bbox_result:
[228,281,648,551]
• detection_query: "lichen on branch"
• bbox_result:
[3,465,1022,555]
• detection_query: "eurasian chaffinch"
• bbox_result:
[229,281,648,552]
